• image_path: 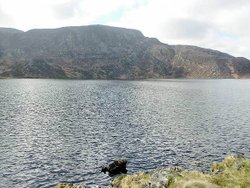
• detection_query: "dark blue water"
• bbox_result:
[0,79,249,188]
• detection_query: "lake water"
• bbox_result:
[0,79,249,188]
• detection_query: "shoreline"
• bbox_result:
[1,77,250,81]
[56,155,250,188]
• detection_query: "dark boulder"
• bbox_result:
[101,160,127,176]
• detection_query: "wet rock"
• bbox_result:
[101,160,127,176]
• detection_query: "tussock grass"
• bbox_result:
[210,155,250,187]
[111,172,151,188]
[111,155,250,188]
[55,183,77,188]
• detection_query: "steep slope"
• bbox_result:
[0,25,249,79]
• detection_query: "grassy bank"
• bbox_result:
[111,155,250,188]
[56,155,250,188]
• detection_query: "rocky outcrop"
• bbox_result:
[1,59,66,78]
[0,25,250,79]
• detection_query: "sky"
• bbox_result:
[0,0,249,59]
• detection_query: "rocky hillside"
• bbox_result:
[0,25,249,79]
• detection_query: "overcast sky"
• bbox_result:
[0,0,249,58]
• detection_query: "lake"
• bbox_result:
[0,79,249,188]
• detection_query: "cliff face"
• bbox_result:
[0,25,249,79]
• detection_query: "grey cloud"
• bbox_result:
[53,0,80,19]
[0,9,4,20]
[191,0,250,17]
[0,6,12,25]
[164,19,212,40]
[210,0,250,8]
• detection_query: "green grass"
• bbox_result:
[111,155,250,188]
[210,155,250,187]
[111,172,151,188]
[55,183,77,188]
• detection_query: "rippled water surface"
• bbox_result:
[0,79,250,187]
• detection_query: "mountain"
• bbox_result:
[0,25,250,79]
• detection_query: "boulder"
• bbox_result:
[101,160,127,176]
